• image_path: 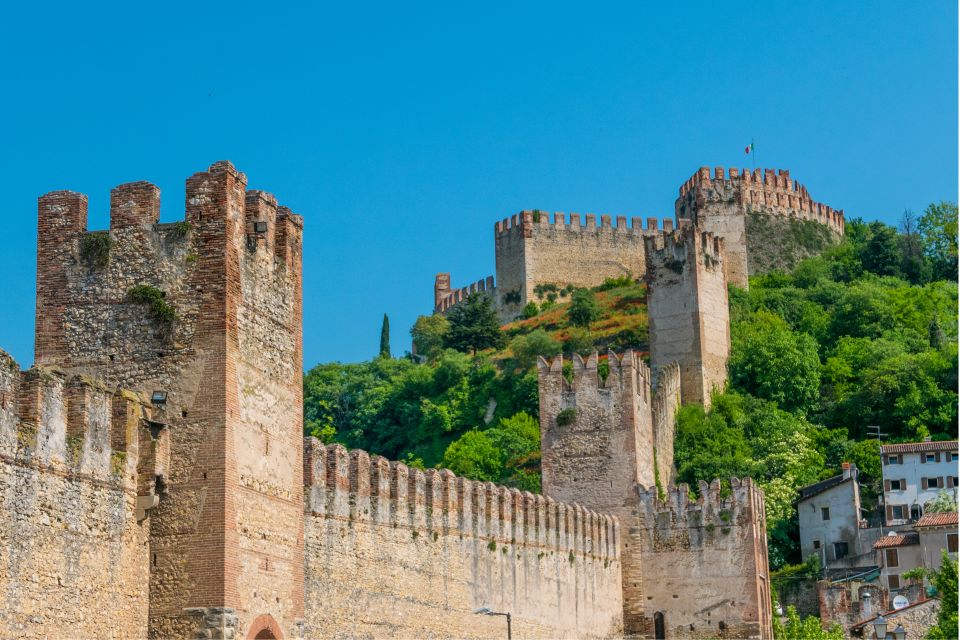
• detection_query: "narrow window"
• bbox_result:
[890,479,903,490]
[834,542,849,559]
[926,453,936,463]
[951,453,958,462]
[821,507,830,521]
[885,548,899,568]
[813,540,821,549]
[888,574,901,589]
[948,533,958,553]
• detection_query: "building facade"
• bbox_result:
[880,441,959,526]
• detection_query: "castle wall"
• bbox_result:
[0,351,163,639]
[32,162,305,639]
[636,478,773,640]
[676,166,844,288]
[645,227,730,409]
[434,274,496,313]
[302,440,624,639]
[494,211,674,321]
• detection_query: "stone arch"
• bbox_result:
[654,611,666,640]
[247,614,283,640]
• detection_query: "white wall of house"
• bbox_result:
[798,478,862,565]
[876,542,923,592]
[918,527,959,570]
[881,447,959,525]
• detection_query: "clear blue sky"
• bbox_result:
[0,1,956,369]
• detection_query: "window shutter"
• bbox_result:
[884,480,891,492]
[948,476,955,488]
[921,477,927,489]
[938,477,944,488]
[886,505,893,522]
[898,454,904,464]
[921,454,926,464]
[936,452,941,463]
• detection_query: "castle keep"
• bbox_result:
[434,166,844,317]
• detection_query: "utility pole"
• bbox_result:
[868,425,889,536]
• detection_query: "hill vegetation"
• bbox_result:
[303,201,958,569]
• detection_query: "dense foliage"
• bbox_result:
[303,202,957,574]
[773,606,844,640]
[927,551,958,639]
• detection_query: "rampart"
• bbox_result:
[435,274,495,313]
[675,166,844,287]
[635,478,773,639]
[30,162,306,639]
[0,350,169,639]
[302,439,624,638]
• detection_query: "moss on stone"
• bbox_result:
[110,451,127,477]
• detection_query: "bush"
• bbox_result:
[128,285,175,323]
[79,233,111,268]
[595,274,634,291]
[410,314,449,360]
[568,289,600,327]
[522,302,539,318]
[510,330,561,369]
[556,408,577,426]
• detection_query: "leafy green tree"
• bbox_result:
[444,294,504,353]
[441,430,502,482]
[928,551,959,639]
[918,201,959,281]
[442,412,541,491]
[861,221,903,277]
[899,210,932,285]
[924,489,958,514]
[568,289,601,327]
[410,314,449,360]
[510,329,561,369]
[379,313,391,358]
[773,605,844,640]
[522,301,539,318]
[730,310,821,413]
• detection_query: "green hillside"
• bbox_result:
[303,203,958,568]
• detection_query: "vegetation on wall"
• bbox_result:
[127,285,175,323]
[80,233,112,268]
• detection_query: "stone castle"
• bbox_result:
[434,166,844,320]
[0,160,841,639]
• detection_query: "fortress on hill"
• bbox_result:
[434,166,844,321]
[0,160,836,640]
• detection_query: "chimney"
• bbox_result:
[842,462,853,480]
[923,436,932,443]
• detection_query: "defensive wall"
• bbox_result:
[676,166,844,288]
[635,479,773,639]
[30,162,306,639]
[303,439,624,638]
[0,350,169,639]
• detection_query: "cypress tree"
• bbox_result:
[379,313,391,358]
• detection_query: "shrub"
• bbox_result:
[596,274,634,291]
[510,330,561,369]
[568,289,600,327]
[556,408,577,426]
[79,233,111,268]
[522,302,539,318]
[128,285,176,323]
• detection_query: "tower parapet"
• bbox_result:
[433,274,495,313]
[676,166,844,288]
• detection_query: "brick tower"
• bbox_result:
[34,162,304,639]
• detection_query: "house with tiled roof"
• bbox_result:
[915,511,958,572]
[880,439,958,526]
[796,463,881,571]
[874,531,922,592]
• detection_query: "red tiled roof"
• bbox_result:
[880,441,958,454]
[915,512,959,528]
[873,532,920,549]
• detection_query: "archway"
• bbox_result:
[654,611,666,640]
[247,614,283,640]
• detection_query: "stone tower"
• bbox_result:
[537,350,682,635]
[34,162,305,639]
[675,166,845,288]
[644,226,730,409]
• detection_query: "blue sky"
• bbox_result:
[0,1,956,369]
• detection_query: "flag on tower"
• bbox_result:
[744,142,753,154]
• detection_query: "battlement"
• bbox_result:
[0,349,169,500]
[495,210,676,237]
[643,226,725,269]
[677,166,844,234]
[303,438,621,561]
[537,350,660,396]
[434,274,495,313]
[637,477,762,529]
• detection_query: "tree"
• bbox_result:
[918,201,959,281]
[509,329,561,369]
[899,210,932,285]
[730,310,821,414]
[379,313,391,358]
[410,314,449,360]
[928,551,958,639]
[861,221,902,277]
[443,294,504,354]
[568,289,601,327]
[442,412,541,492]
[773,606,844,640]
[924,489,957,514]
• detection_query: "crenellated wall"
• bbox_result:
[31,162,305,639]
[434,274,496,313]
[676,166,844,288]
[0,349,168,639]
[302,439,624,639]
[493,210,675,320]
[635,478,773,639]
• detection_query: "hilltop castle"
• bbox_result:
[434,166,844,320]
[0,161,793,639]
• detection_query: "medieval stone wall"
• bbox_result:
[675,166,844,288]
[31,162,305,639]
[302,440,624,639]
[0,350,166,639]
[635,479,773,640]
[645,227,730,409]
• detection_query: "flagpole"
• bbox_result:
[752,137,756,171]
